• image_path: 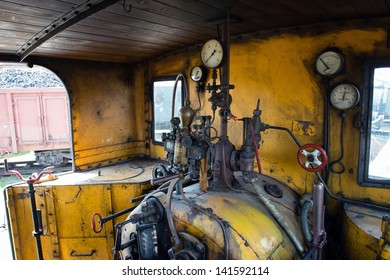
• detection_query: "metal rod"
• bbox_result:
[18,0,120,61]
[219,10,231,140]
[267,125,302,147]
[101,205,138,226]
[27,182,44,260]
[312,182,326,260]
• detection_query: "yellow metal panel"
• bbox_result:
[4,187,22,259]
[5,177,154,259]
[49,185,109,239]
[46,61,149,170]
[59,237,109,260]
[5,186,58,259]
[341,204,385,259]
[8,186,37,259]
[45,187,60,259]
[75,142,146,170]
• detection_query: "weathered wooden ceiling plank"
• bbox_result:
[65,24,190,47]
[16,0,121,61]
[0,1,64,20]
[348,0,390,16]
[100,6,218,38]
[197,0,296,29]
[271,0,333,21]
[0,11,54,28]
[42,36,167,54]
[309,0,363,19]
[39,40,156,58]
[31,48,143,63]
[83,13,208,41]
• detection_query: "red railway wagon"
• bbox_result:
[0,87,71,166]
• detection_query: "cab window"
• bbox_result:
[151,77,183,144]
[358,61,390,188]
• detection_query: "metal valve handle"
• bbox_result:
[297,143,328,172]
[91,212,103,233]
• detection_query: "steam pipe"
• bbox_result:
[249,121,262,173]
[267,125,302,147]
[300,200,313,243]
[219,10,230,140]
[171,73,189,121]
[166,178,182,259]
[250,177,306,257]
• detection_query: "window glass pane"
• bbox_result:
[368,68,390,180]
[153,80,182,142]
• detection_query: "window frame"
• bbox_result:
[358,59,390,188]
[150,75,184,145]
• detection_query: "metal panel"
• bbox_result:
[0,88,70,153]
[12,93,44,145]
[41,91,70,143]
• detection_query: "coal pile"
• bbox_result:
[0,68,64,88]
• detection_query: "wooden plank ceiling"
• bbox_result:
[0,0,390,64]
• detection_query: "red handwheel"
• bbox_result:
[297,143,328,172]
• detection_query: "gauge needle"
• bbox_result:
[205,49,216,63]
[320,58,330,70]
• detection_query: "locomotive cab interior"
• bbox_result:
[0,0,389,262]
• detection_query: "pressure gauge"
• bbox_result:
[330,83,360,110]
[315,50,344,77]
[190,66,205,82]
[201,39,224,69]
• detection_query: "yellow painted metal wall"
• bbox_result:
[147,25,390,207]
[5,182,151,260]
[32,58,148,171]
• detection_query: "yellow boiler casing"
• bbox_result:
[120,172,306,260]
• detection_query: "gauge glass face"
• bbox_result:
[316,51,343,76]
[330,84,360,110]
[190,66,203,82]
[201,39,223,69]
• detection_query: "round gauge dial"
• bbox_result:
[315,50,344,77]
[330,83,360,110]
[201,39,224,69]
[190,66,204,82]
